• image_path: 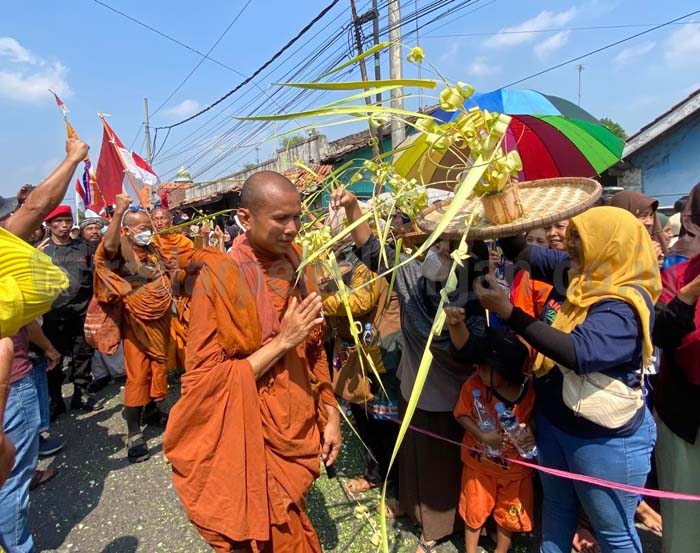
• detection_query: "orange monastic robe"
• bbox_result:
[154,233,194,371]
[93,238,174,406]
[164,237,336,553]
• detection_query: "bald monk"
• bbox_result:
[94,195,176,462]
[152,207,194,372]
[164,171,342,552]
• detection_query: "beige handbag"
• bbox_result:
[560,366,646,429]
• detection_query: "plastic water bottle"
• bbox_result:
[495,402,538,459]
[472,389,501,457]
[362,322,377,346]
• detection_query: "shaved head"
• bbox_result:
[151,207,173,232]
[122,210,151,228]
[152,208,171,219]
[237,171,301,258]
[240,171,298,213]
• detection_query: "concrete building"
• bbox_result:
[615,89,700,206]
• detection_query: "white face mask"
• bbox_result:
[130,229,153,246]
[421,249,451,282]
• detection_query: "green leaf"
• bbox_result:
[319,41,392,78]
[233,104,434,122]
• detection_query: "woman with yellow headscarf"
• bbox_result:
[476,206,661,553]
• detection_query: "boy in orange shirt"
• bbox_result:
[448,316,535,553]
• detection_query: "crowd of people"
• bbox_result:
[0,136,699,553]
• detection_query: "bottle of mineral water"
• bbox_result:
[472,389,501,457]
[362,322,377,346]
[495,402,538,460]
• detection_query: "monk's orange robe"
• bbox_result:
[93,238,174,406]
[164,236,336,553]
[155,233,194,371]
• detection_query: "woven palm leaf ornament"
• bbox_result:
[236,44,604,551]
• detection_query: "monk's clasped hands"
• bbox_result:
[278,292,324,350]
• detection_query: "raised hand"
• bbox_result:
[330,187,358,211]
[114,194,132,215]
[65,138,89,163]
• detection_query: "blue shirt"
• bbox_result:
[528,246,651,437]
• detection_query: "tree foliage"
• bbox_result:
[600,117,628,140]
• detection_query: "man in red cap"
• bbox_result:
[40,204,101,417]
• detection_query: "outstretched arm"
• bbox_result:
[103,194,132,258]
[3,139,88,240]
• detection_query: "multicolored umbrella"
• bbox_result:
[394,88,625,186]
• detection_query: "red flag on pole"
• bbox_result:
[95,117,160,209]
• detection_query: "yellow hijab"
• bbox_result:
[0,227,69,337]
[534,206,661,376]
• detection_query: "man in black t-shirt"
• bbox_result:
[41,205,101,418]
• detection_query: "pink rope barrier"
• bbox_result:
[379,414,700,502]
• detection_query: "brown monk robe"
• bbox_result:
[152,207,194,372]
[164,171,342,553]
[93,196,177,463]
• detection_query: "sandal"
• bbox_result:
[416,538,437,552]
[29,467,58,491]
[127,433,150,463]
[345,476,379,493]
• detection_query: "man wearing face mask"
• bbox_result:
[93,194,177,462]
[40,205,101,417]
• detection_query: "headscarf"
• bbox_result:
[79,217,104,231]
[609,190,667,253]
[669,182,700,259]
[533,207,661,376]
[667,213,681,248]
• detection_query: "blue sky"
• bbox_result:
[1,0,699,199]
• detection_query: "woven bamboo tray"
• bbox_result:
[416,177,602,240]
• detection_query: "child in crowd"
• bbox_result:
[451,323,535,553]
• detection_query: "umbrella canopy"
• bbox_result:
[395,88,625,187]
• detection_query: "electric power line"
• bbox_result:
[90,0,248,78]
[423,20,698,39]
[149,0,255,118]
[503,9,700,88]
[154,0,343,130]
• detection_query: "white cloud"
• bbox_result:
[0,37,70,103]
[665,23,700,65]
[534,31,570,60]
[483,8,577,48]
[468,57,499,77]
[163,99,200,119]
[614,41,655,65]
[0,37,36,64]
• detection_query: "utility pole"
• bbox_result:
[414,0,423,110]
[577,64,584,106]
[388,0,405,148]
[143,97,153,165]
[349,0,382,161]
[255,146,261,165]
[371,0,382,106]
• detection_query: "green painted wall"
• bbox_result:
[321,137,392,206]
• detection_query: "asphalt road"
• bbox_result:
[27,382,661,553]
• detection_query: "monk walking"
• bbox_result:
[152,207,193,372]
[165,171,342,552]
[93,195,175,462]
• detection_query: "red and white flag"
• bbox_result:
[96,117,160,209]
